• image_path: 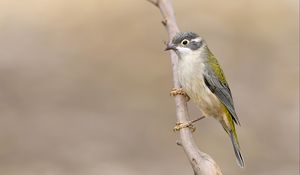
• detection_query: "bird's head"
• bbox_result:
[165,32,206,58]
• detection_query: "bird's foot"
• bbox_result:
[170,88,190,101]
[173,122,196,132]
[173,116,206,132]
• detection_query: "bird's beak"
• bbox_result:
[165,43,176,51]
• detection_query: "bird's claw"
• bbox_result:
[170,88,190,101]
[173,122,196,132]
[173,117,206,132]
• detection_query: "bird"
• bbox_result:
[165,32,245,168]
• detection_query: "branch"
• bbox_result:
[147,0,223,174]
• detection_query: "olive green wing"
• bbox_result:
[203,49,241,125]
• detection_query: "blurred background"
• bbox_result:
[0,0,299,175]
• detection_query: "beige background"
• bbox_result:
[0,0,299,175]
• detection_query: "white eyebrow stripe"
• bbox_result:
[191,37,201,42]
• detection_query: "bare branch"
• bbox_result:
[147,0,223,174]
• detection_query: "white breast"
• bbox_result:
[177,53,223,118]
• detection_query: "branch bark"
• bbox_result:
[147,0,223,174]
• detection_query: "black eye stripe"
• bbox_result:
[189,40,203,50]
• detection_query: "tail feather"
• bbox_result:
[222,107,245,167]
[229,131,245,168]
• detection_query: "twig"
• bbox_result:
[147,0,223,174]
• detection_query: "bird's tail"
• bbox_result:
[221,109,245,168]
[229,130,245,168]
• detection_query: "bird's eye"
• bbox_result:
[181,39,189,46]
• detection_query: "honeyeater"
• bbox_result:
[165,32,245,168]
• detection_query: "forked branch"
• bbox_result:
[147,0,223,174]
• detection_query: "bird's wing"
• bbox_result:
[203,49,240,125]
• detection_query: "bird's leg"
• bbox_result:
[190,116,206,124]
[173,116,206,132]
[170,88,190,102]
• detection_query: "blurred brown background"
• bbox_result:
[0,0,299,175]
